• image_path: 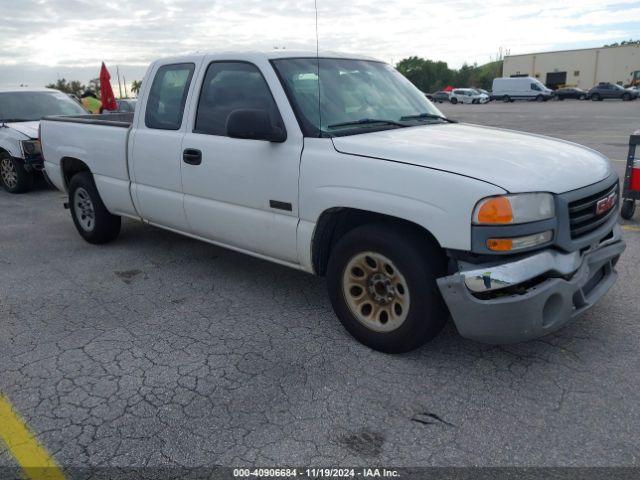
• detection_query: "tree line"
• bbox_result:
[45,78,142,97]
[395,57,503,93]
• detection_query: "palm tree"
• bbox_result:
[131,80,142,96]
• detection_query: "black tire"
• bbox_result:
[536,94,544,102]
[621,199,636,220]
[579,94,586,100]
[69,171,121,244]
[591,93,600,101]
[502,95,511,103]
[622,93,631,101]
[450,97,458,105]
[0,152,34,194]
[326,224,448,353]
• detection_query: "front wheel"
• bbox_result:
[326,224,448,353]
[621,199,636,220]
[502,95,511,103]
[536,94,544,102]
[69,171,121,244]
[622,93,631,101]
[0,153,33,193]
[450,97,458,104]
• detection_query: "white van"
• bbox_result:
[492,77,553,102]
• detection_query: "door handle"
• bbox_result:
[183,148,202,165]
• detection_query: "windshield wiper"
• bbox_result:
[0,118,31,123]
[400,113,458,123]
[327,118,408,129]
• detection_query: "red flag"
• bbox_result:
[99,62,118,111]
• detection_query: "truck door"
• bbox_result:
[180,60,303,263]
[129,61,198,231]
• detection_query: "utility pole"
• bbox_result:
[116,66,123,99]
[123,76,128,98]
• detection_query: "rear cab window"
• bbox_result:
[145,63,195,130]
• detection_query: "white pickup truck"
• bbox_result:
[41,51,625,353]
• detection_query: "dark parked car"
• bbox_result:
[588,83,638,101]
[431,91,451,103]
[554,87,587,100]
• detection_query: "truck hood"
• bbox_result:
[6,121,39,139]
[331,123,613,194]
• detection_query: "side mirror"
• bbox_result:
[226,109,286,143]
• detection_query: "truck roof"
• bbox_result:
[153,50,381,65]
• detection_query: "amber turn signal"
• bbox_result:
[486,238,513,251]
[476,197,513,224]
[487,231,553,252]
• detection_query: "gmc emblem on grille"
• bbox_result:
[596,192,617,215]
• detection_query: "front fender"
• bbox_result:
[0,134,24,159]
[299,139,506,252]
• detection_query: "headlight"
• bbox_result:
[21,140,42,158]
[473,193,555,225]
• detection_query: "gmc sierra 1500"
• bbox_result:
[41,51,625,352]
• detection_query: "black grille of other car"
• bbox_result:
[568,183,618,239]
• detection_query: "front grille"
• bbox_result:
[568,183,618,238]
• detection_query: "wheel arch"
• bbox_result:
[311,207,443,276]
[60,157,91,190]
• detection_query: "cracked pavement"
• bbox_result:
[1,101,639,471]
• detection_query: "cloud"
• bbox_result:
[0,0,638,87]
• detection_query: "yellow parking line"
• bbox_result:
[622,225,640,231]
[0,395,65,480]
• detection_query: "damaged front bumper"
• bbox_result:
[437,224,626,344]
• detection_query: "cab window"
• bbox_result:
[194,61,284,137]
[145,63,195,130]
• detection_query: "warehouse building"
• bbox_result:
[502,44,640,89]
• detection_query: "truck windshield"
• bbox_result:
[0,91,87,122]
[271,58,445,137]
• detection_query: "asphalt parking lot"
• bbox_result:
[1,100,640,475]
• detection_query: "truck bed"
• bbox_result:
[40,112,138,219]
[42,112,134,128]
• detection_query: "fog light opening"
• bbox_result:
[542,293,563,329]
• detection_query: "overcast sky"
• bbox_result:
[1,0,639,89]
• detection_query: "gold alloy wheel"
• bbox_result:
[342,251,410,333]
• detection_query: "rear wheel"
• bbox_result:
[69,171,121,244]
[326,224,448,353]
[621,199,636,220]
[0,153,33,194]
[591,93,601,101]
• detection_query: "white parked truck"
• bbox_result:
[40,52,625,353]
[1,88,87,193]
